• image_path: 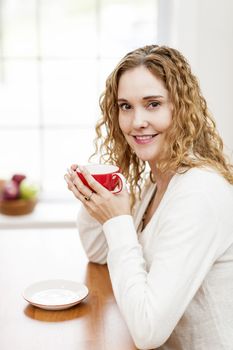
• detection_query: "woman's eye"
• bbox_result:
[118,103,131,111]
[148,101,160,109]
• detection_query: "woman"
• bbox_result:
[64,45,233,349]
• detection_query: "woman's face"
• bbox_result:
[117,65,173,168]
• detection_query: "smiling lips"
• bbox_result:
[133,134,158,144]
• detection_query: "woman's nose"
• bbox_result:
[132,109,149,128]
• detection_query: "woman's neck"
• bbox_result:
[150,166,174,193]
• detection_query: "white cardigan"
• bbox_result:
[77,167,233,350]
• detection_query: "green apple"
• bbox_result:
[19,179,39,200]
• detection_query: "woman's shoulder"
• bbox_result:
[172,166,233,199]
[155,167,233,231]
[176,166,230,185]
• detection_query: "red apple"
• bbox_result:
[11,174,26,184]
[3,180,20,200]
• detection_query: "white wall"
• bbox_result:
[158,0,233,158]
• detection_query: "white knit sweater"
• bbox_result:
[77,167,233,350]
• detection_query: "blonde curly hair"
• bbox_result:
[91,45,233,205]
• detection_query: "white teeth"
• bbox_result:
[134,135,155,140]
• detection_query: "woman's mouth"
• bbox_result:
[133,134,158,144]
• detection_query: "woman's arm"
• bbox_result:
[77,205,108,264]
[103,190,226,349]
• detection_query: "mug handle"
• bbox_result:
[111,173,126,194]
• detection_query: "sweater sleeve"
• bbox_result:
[77,205,108,264]
[103,190,223,349]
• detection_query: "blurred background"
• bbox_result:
[0,0,233,203]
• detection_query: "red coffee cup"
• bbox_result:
[76,164,125,193]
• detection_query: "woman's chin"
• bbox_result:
[134,152,158,163]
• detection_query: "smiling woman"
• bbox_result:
[117,66,173,167]
[65,44,233,350]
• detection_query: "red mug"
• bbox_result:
[76,164,125,193]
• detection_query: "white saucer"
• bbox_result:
[23,279,89,310]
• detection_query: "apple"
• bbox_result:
[3,180,20,200]
[11,174,26,184]
[19,179,39,200]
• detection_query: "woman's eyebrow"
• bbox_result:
[117,95,164,102]
[142,95,164,100]
[117,98,128,103]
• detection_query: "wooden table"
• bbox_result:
[0,227,137,350]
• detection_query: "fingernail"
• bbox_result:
[68,168,75,175]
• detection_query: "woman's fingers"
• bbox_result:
[77,166,108,197]
[67,165,109,197]
[64,168,93,203]
[65,165,113,207]
[65,165,131,224]
[71,164,78,171]
[64,172,81,197]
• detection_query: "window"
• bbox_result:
[0,0,158,200]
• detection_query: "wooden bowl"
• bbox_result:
[0,179,5,193]
[0,198,37,216]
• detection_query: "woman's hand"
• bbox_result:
[64,165,131,224]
